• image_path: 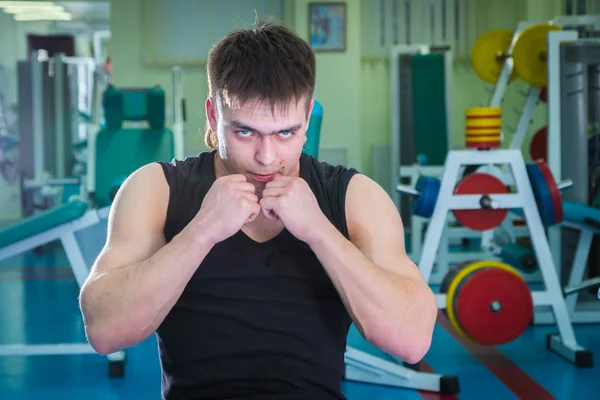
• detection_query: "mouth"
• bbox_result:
[250,173,277,182]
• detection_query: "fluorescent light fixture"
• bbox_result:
[3,5,65,14]
[14,12,71,21]
[0,1,57,7]
[0,1,72,22]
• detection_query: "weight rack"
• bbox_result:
[417,148,592,369]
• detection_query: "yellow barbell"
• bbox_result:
[471,22,561,87]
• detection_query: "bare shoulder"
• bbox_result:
[345,174,404,239]
[91,163,170,275]
[345,174,420,278]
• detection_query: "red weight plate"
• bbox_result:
[453,267,533,345]
[465,140,502,148]
[529,126,547,162]
[453,173,509,231]
[539,86,547,103]
[535,160,563,223]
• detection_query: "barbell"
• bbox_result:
[471,22,561,87]
[396,160,572,231]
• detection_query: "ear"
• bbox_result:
[306,98,315,129]
[205,97,218,131]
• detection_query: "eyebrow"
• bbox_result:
[229,120,303,136]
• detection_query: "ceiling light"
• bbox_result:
[3,5,65,14]
[0,1,57,7]
[14,12,71,21]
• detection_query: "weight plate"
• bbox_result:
[439,260,476,294]
[513,23,561,87]
[529,125,547,162]
[536,160,563,224]
[453,173,509,231]
[451,263,533,345]
[526,162,556,226]
[411,176,441,218]
[446,260,532,346]
[471,29,519,84]
[465,140,502,149]
[465,134,502,141]
[539,86,547,103]
[476,165,513,187]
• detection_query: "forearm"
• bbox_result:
[80,227,214,353]
[306,223,437,363]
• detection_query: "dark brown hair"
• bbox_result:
[204,19,316,149]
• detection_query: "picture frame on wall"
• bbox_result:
[308,2,346,52]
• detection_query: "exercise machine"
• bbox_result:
[534,24,600,324]
[0,82,181,378]
[16,50,98,218]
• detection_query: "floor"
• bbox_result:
[0,230,599,399]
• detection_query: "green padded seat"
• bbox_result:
[94,85,175,208]
[0,199,88,248]
[0,85,174,250]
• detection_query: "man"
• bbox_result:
[79,20,437,400]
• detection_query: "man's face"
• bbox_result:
[206,95,313,190]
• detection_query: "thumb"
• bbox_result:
[245,202,261,224]
[260,197,279,222]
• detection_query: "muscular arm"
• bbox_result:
[79,163,215,354]
[306,174,437,363]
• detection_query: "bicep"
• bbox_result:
[90,163,169,276]
[345,174,422,280]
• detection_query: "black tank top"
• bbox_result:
[156,150,359,400]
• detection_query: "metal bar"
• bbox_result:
[454,0,459,42]
[441,0,447,42]
[31,51,45,184]
[381,0,386,46]
[396,184,420,196]
[429,0,435,44]
[405,0,411,44]
[558,179,574,190]
[509,86,541,150]
[54,54,66,178]
[172,66,183,125]
[392,0,399,45]
[564,277,600,296]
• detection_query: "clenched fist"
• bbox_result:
[259,174,330,243]
[194,174,260,244]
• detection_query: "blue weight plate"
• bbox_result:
[411,176,440,218]
[526,163,555,226]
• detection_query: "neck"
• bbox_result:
[213,151,231,179]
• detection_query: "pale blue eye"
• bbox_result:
[236,130,252,137]
[279,131,293,138]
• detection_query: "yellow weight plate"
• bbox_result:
[465,135,502,142]
[466,119,501,128]
[466,129,502,135]
[513,23,561,87]
[466,107,502,117]
[445,260,521,343]
[471,29,518,84]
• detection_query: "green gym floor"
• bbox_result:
[0,228,598,399]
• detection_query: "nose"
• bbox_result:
[255,136,276,166]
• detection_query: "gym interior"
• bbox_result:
[1,0,600,398]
